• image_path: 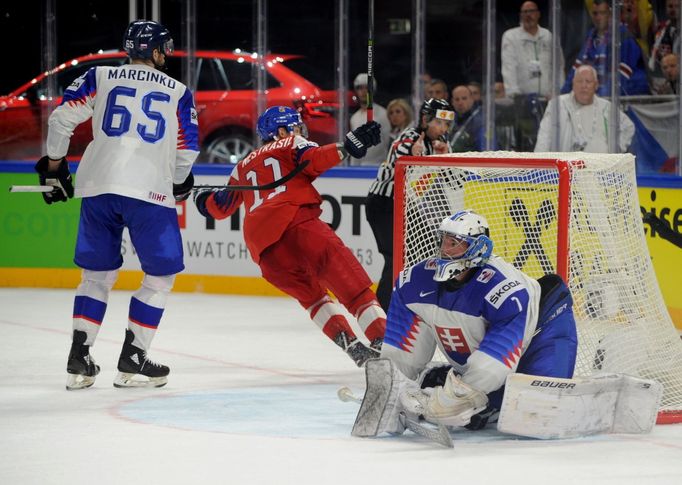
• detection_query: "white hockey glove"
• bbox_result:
[423,369,489,427]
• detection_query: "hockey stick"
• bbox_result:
[337,386,453,448]
[192,160,309,191]
[8,186,54,193]
[366,0,375,122]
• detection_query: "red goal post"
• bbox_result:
[393,152,682,424]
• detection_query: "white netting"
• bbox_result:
[397,151,682,414]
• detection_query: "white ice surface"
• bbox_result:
[1,288,681,485]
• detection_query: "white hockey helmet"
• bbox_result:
[433,210,493,282]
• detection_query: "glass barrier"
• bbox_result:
[0,0,678,176]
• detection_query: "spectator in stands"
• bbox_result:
[619,0,655,57]
[502,1,563,99]
[649,0,680,94]
[449,85,488,152]
[501,1,563,151]
[662,52,679,93]
[535,65,635,153]
[349,73,391,166]
[386,98,414,144]
[426,79,450,101]
[494,81,507,99]
[562,0,649,96]
[468,82,482,104]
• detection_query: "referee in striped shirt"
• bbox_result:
[365,98,455,311]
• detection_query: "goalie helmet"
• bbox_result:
[420,98,455,125]
[433,210,493,282]
[123,20,174,59]
[256,106,307,141]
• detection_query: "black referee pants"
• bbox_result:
[365,193,394,312]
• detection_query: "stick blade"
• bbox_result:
[9,185,53,193]
[400,413,454,448]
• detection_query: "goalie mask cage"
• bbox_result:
[394,151,682,424]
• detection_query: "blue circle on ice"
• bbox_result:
[117,384,359,439]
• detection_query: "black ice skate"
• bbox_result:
[113,329,169,388]
[66,329,100,390]
[334,331,380,368]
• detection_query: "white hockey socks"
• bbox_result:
[72,269,119,345]
[308,295,357,340]
[354,301,386,344]
[128,274,175,350]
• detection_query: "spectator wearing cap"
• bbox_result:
[349,73,391,166]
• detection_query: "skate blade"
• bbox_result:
[113,372,168,388]
[66,373,96,390]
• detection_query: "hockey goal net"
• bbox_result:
[394,151,682,424]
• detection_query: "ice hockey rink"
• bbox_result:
[1,288,682,485]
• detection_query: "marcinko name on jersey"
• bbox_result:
[107,68,177,88]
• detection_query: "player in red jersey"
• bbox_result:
[195,106,386,367]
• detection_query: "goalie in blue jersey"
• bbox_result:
[353,210,578,435]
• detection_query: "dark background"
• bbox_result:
[1,1,668,104]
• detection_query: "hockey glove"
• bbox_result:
[343,121,381,159]
[193,189,214,218]
[425,370,489,427]
[34,156,74,204]
[173,172,194,202]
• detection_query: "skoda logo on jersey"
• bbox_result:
[485,279,523,308]
[476,268,496,283]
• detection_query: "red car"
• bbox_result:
[0,50,342,163]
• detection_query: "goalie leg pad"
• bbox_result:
[352,359,418,437]
[497,373,663,439]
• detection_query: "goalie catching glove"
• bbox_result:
[343,121,382,159]
[413,369,489,427]
[34,156,74,204]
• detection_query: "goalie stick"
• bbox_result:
[192,160,309,191]
[337,386,453,448]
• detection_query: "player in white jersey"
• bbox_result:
[352,210,577,435]
[34,20,199,390]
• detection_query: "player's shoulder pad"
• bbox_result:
[482,269,528,310]
[398,259,434,288]
[65,66,98,93]
[293,135,319,150]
